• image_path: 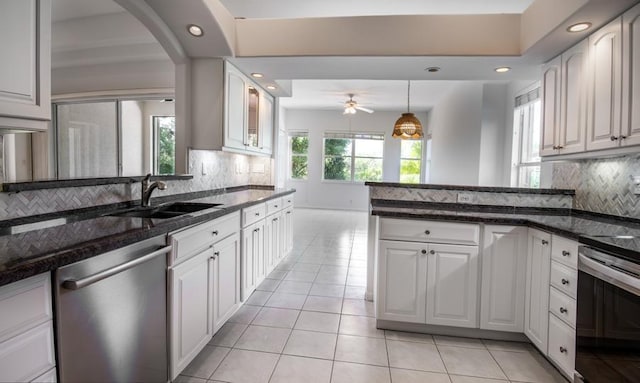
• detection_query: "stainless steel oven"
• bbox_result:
[576,246,640,382]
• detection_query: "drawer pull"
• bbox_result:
[562,250,570,257]
[424,230,431,235]
[214,251,220,257]
[430,250,435,255]
[561,278,569,285]
[421,249,427,254]
[255,212,260,216]
[212,230,219,236]
[254,228,260,233]
[287,200,291,203]
[560,346,568,354]
[559,307,568,314]
[273,218,278,222]
[542,239,549,245]
[274,205,278,208]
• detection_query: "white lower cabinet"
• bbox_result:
[241,218,265,301]
[377,240,427,323]
[525,229,552,354]
[548,313,576,377]
[480,226,527,332]
[212,233,241,333]
[0,273,56,383]
[377,219,479,328]
[282,207,294,256]
[265,211,282,275]
[170,249,214,379]
[426,243,478,328]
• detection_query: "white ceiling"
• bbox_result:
[52,0,124,22]
[218,0,536,19]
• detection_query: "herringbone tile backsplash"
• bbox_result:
[552,154,640,217]
[0,149,273,220]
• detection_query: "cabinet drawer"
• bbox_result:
[550,260,577,299]
[549,286,576,328]
[0,321,56,383]
[243,203,266,227]
[551,235,578,270]
[170,212,240,266]
[266,198,283,216]
[548,313,576,379]
[0,273,52,343]
[380,218,479,245]
[282,195,294,209]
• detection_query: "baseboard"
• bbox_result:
[376,319,529,342]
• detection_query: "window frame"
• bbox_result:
[321,132,384,183]
[288,131,309,181]
[511,85,542,188]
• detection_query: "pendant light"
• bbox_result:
[393,80,424,139]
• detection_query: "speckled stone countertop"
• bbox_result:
[371,200,640,264]
[0,187,295,286]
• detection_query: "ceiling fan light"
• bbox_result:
[393,113,423,139]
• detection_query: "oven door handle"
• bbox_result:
[579,253,640,297]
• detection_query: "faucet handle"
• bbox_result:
[157,181,167,190]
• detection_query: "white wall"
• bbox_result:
[429,82,484,185]
[284,110,427,211]
[479,83,508,186]
[121,101,144,176]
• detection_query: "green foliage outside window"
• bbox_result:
[323,136,383,182]
[324,138,351,180]
[291,135,309,179]
[155,117,175,175]
[400,140,422,183]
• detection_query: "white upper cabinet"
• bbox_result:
[622,3,640,146]
[541,56,562,156]
[586,17,623,151]
[223,62,275,156]
[0,0,51,130]
[560,39,588,154]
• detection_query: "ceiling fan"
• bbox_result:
[342,94,374,115]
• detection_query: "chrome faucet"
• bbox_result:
[141,174,167,207]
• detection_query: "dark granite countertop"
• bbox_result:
[0,187,295,286]
[365,182,575,195]
[371,200,640,264]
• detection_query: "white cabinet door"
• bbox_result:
[241,219,265,301]
[525,229,552,354]
[0,0,51,126]
[559,39,588,154]
[622,3,640,146]
[170,249,214,380]
[283,207,294,256]
[481,226,527,332]
[377,240,428,323]
[426,244,479,328]
[212,233,241,333]
[541,55,562,156]
[587,17,623,151]
[224,64,247,150]
[265,212,281,274]
[259,93,274,155]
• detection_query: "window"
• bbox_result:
[153,116,176,174]
[511,87,541,188]
[323,132,384,182]
[399,139,422,183]
[289,132,308,180]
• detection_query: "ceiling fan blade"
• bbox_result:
[356,106,374,114]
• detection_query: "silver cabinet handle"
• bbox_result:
[620,135,627,140]
[560,307,567,314]
[430,250,435,255]
[541,239,549,245]
[611,135,619,141]
[254,228,260,232]
[212,230,219,236]
[561,278,569,285]
[62,245,172,290]
[560,346,568,354]
[255,212,260,216]
[274,205,278,208]
[424,230,430,235]
[421,249,427,254]
[273,218,278,222]
[562,250,570,257]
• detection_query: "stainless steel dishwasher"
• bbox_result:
[54,236,172,383]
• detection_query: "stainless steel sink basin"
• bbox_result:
[108,202,222,219]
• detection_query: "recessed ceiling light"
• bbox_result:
[495,67,511,73]
[266,85,277,90]
[425,67,440,73]
[567,22,592,33]
[251,73,264,78]
[187,24,204,37]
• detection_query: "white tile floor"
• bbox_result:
[176,209,568,383]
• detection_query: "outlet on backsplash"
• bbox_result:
[457,193,473,203]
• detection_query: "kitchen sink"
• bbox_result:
[108,202,222,219]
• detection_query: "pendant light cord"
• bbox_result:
[407,80,411,113]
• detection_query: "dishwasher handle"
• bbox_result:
[62,245,172,290]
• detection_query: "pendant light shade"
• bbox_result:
[393,81,424,139]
